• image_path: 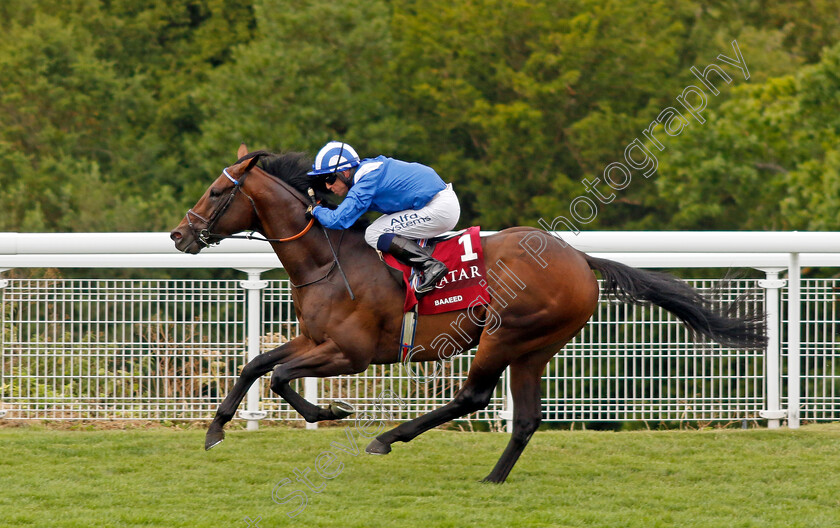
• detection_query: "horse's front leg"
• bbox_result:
[269,338,364,423]
[205,336,306,450]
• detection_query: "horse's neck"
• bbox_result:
[251,187,336,284]
[249,174,391,295]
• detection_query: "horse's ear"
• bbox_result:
[237,143,248,159]
[244,155,262,172]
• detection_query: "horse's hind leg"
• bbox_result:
[481,352,549,483]
[366,360,506,455]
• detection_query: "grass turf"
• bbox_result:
[0,423,839,527]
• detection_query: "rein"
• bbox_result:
[216,225,316,244]
[185,161,355,299]
[185,166,316,247]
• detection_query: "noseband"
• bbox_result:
[185,165,315,248]
[185,168,251,247]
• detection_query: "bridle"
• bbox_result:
[183,160,356,299]
[185,165,316,248]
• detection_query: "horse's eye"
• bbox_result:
[209,188,222,198]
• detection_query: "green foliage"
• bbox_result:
[0,0,255,232]
[189,0,395,179]
[388,0,689,226]
[646,42,840,230]
[0,0,838,233]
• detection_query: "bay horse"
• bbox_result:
[170,145,766,483]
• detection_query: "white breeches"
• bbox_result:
[364,184,460,248]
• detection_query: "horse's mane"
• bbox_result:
[235,150,370,231]
[236,150,327,201]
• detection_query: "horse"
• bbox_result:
[170,144,766,483]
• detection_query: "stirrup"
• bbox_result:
[383,235,447,294]
[415,262,448,294]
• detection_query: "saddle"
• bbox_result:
[382,226,490,315]
[381,226,490,361]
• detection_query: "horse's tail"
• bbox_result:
[582,253,767,349]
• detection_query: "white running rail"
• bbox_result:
[2,231,840,430]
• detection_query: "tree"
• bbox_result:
[0,0,256,232]
[640,42,840,230]
[188,0,395,182]
[384,0,808,230]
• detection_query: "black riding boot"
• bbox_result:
[384,235,448,294]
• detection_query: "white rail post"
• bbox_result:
[304,378,319,430]
[238,269,270,431]
[757,268,786,429]
[498,367,514,433]
[0,272,6,417]
[787,254,801,429]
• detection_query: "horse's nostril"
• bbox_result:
[170,230,182,242]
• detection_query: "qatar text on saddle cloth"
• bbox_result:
[383,226,489,315]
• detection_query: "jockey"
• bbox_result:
[307,141,460,294]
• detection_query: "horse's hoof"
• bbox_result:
[480,474,505,484]
[205,428,225,451]
[365,438,391,455]
[330,400,355,420]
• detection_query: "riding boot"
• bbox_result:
[382,235,448,294]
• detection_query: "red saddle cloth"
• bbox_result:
[383,226,490,315]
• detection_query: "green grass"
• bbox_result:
[1,423,840,527]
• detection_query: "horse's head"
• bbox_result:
[170,144,264,254]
